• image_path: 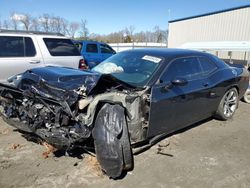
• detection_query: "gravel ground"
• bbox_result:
[0,102,250,188]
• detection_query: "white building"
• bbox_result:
[168,5,250,65]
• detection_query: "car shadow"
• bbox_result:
[15,129,93,160]
[14,117,214,180]
[16,116,214,158]
[133,117,214,155]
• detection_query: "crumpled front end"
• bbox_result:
[0,67,102,149]
[0,66,148,150]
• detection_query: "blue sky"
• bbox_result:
[0,0,250,34]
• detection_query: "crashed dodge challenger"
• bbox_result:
[0,49,249,178]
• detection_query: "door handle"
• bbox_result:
[29,60,40,64]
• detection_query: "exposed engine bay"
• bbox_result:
[0,66,150,151]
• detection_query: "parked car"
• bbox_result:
[0,49,249,178]
[0,30,84,83]
[74,40,116,68]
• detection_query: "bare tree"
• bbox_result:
[31,18,40,31]
[3,20,10,29]
[134,31,146,42]
[128,25,135,38]
[61,18,69,35]
[154,26,161,42]
[153,25,168,43]
[80,19,89,40]
[10,12,18,30]
[68,22,80,38]
[49,16,64,33]
[11,13,32,30]
[39,14,50,32]
[20,14,32,31]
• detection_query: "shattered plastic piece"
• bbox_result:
[78,97,93,110]
[0,128,10,135]
[10,144,22,150]
[42,142,57,159]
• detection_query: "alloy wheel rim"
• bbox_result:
[223,90,237,117]
[246,92,250,102]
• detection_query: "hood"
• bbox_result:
[8,66,134,106]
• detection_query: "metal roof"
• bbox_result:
[169,4,250,23]
[180,41,250,51]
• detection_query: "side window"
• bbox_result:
[86,44,98,53]
[100,44,114,54]
[198,57,218,75]
[162,57,203,81]
[25,37,36,57]
[0,36,24,57]
[74,42,82,52]
[43,38,80,56]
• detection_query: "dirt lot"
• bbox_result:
[0,102,250,188]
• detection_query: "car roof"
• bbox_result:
[73,40,108,45]
[122,48,211,60]
[0,29,65,38]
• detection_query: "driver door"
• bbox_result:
[147,57,210,138]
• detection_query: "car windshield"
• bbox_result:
[92,51,163,87]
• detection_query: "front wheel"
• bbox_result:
[92,103,133,179]
[215,88,239,120]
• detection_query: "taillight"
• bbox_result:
[79,59,88,70]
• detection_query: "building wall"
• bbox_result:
[168,7,250,48]
[108,42,167,52]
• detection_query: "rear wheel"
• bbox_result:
[92,103,133,179]
[243,90,250,104]
[215,88,239,120]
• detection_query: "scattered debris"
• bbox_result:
[158,139,170,148]
[0,128,10,135]
[85,155,104,177]
[42,142,57,159]
[0,160,11,170]
[10,144,22,150]
[169,135,180,146]
[156,150,174,157]
[156,146,174,157]
[156,138,174,157]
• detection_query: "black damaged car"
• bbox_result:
[0,49,249,178]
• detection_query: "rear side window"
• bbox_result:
[25,37,36,57]
[100,44,114,54]
[43,38,80,56]
[163,57,203,81]
[74,42,82,52]
[198,57,218,75]
[0,36,24,57]
[86,44,98,53]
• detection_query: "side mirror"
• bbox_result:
[160,78,188,93]
[171,78,188,86]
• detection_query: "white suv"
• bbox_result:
[0,30,84,83]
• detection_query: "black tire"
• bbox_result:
[215,88,239,120]
[243,90,250,104]
[92,103,133,179]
